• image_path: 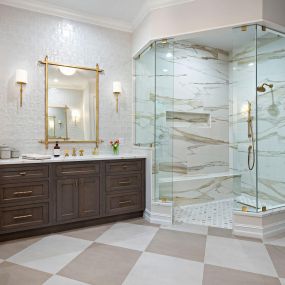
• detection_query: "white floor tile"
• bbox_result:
[280,278,285,285]
[8,235,92,274]
[43,275,91,285]
[161,223,208,235]
[95,222,158,251]
[205,235,278,277]
[123,252,204,285]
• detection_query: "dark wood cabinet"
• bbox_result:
[78,176,100,218]
[56,179,78,222]
[0,158,145,241]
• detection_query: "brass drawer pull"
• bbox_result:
[119,181,131,185]
[61,170,95,175]
[19,172,27,176]
[119,200,132,205]
[13,214,32,220]
[13,191,33,196]
[122,165,128,169]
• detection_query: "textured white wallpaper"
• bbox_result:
[0,4,133,154]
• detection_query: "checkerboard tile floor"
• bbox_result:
[0,218,284,285]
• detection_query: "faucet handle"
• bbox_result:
[92,147,99,155]
[72,147,76,156]
[64,150,69,157]
[79,149,84,156]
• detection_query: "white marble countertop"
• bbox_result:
[0,153,147,165]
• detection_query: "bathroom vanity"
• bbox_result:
[0,155,146,241]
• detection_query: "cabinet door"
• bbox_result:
[56,179,78,222]
[78,177,100,218]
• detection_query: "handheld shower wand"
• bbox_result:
[247,101,255,171]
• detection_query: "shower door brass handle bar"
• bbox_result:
[247,101,255,171]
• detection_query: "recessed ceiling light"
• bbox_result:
[248,62,255,67]
[59,66,76,76]
[53,78,59,83]
[166,52,173,58]
[163,69,168,73]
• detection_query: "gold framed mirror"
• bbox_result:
[39,56,103,149]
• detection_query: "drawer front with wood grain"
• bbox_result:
[0,165,49,182]
[106,174,142,193]
[0,203,49,231]
[106,192,142,216]
[105,160,142,174]
[55,163,100,177]
[0,181,49,204]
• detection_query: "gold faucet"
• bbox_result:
[79,149,84,156]
[72,147,77,156]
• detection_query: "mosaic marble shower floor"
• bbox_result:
[174,199,234,229]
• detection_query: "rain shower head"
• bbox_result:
[257,83,274,93]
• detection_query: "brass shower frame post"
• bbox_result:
[39,56,104,149]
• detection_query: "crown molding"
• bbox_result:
[132,0,195,30]
[0,0,196,33]
[0,0,132,33]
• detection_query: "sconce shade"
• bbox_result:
[113,81,122,93]
[16,69,28,84]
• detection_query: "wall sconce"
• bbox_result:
[113,81,122,112]
[72,109,80,126]
[16,69,28,107]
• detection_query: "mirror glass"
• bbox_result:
[48,65,97,141]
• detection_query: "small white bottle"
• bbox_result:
[53,141,61,157]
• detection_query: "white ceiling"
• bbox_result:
[0,0,194,32]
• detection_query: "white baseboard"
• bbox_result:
[233,209,285,240]
[144,209,172,225]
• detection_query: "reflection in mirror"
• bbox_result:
[48,65,96,141]
[48,106,68,139]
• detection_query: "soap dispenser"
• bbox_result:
[53,141,61,157]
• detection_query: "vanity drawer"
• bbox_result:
[106,192,142,216]
[0,165,49,182]
[0,181,49,204]
[55,163,100,177]
[106,174,142,193]
[105,160,142,174]
[0,203,49,231]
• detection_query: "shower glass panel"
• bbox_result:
[134,44,155,147]
[154,40,174,202]
[256,26,285,211]
[232,25,258,212]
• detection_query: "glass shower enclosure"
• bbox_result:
[134,24,285,227]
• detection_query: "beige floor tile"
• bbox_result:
[208,227,233,238]
[280,278,285,285]
[208,227,262,242]
[266,245,285,278]
[0,261,51,285]
[95,222,159,251]
[162,223,208,235]
[146,229,206,262]
[59,242,141,285]
[126,218,160,228]
[62,224,112,241]
[0,236,42,259]
[203,264,281,285]
[123,252,204,285]
[205,236,278,277]
[43,275,91,285]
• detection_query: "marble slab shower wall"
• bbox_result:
[172,41,230,177]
